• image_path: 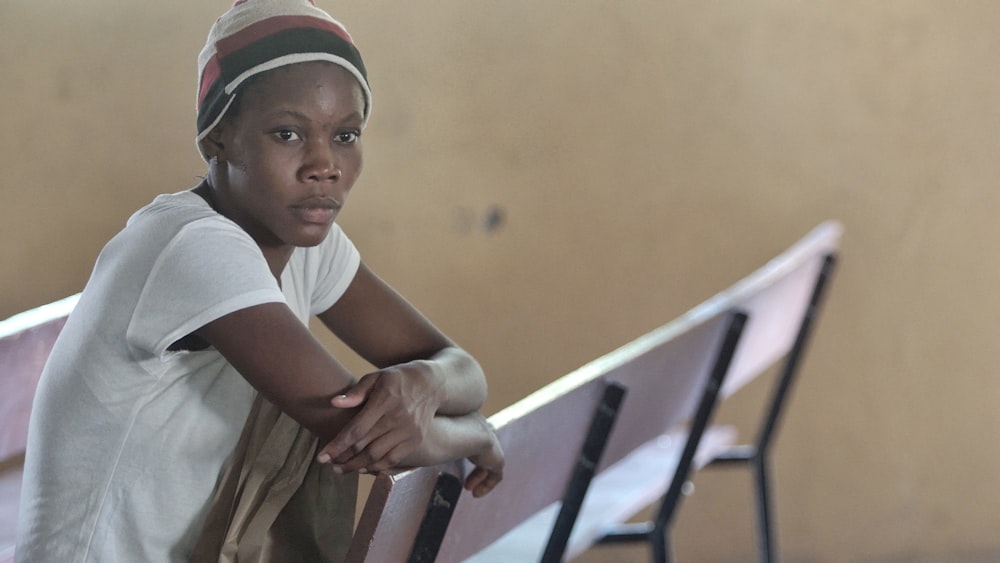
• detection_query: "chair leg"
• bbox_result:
[753,456,776,563]
[651,529,672,563]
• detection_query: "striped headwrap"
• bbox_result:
[196,0,371,160]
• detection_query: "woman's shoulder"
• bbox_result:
[100,190,259,270]
[119,189,255,249]
[127,190,224,228]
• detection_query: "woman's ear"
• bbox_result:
[200,125,228,162]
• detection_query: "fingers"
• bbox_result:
[331,434,416,475]
[464,467,503,497]
[319,373,407,462]
[330,374,378,408]
[464,430,504,497]
[316,406,383,464]
[319,407,422,472]
[318,369,434,472]
[330,393,364,409]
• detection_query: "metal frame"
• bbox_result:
[407,472,465,563]
[596,310,749,563]
[707,253,837,563]
[541,382,627,563]
[404,382,629,563]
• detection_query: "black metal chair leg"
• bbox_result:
[651,530,671,563]
[754,456,775,563]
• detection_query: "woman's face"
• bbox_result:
[208,61,365,254]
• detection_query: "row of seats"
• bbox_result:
[0,221,840,562]
[346,221,841,562]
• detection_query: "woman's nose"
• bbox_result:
[300,141,341,183]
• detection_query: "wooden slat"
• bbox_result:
[695,222,841,397]
[0,295,78,462]
[0,465,23,560]
[0,294,79,562]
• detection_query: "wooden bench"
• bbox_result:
[347,221,841,562]
[700,230,838,562]
[346,309,748,563]
[592,220,840,562]
[0,296,746,563]
[0,294,79,563]
[0,221,840,562]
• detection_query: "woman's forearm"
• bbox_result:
[400,411,494,467]
[422,347,488,416]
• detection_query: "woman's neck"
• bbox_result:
[192,179,292,283]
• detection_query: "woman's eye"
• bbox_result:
[275,130,301,142]
[336,131,360,144]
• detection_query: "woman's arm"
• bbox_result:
[197,261,493,477]
[317,262,488,415]
[405,412,505,498]
[194,302,360,444]
[313,262,491,468]
[326,410,505,498]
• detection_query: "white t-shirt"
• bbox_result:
[15,191,360,562]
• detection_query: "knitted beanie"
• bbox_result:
[196,0,371,160]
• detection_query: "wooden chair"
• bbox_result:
[594,221,842,562]
[346,305,751,562]
[0,295,79,563]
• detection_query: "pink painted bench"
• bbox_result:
[0,221,840,563]
[346,307,746,563]
[590,221,841,562]
[346,221,841,562]
[0,294,727,563]
[0,294,79,563]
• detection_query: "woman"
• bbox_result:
[16,1,503,560]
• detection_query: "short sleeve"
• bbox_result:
[126,218,287,359]
[303,223,361,316]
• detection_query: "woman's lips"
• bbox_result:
[292,200,340,224]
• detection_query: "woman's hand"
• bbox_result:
[316,361,444,474]
[464,429,504,497]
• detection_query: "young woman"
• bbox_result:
[15,1,503,561]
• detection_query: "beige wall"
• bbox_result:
[3,1,999,561]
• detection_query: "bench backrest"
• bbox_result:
[0,295,78,563]
[344,374,612,562]
[347,221,842,562]
[0,222,840,562]
[0,295,78,463]
[599,220,841,472]
[714,221,841,401]
[346,301,745,562]
[561,221,842,560]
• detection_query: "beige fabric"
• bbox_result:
[191,394,357,562]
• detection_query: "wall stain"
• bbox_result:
[451,205,506,236]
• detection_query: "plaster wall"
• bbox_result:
[3,2,998,560]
